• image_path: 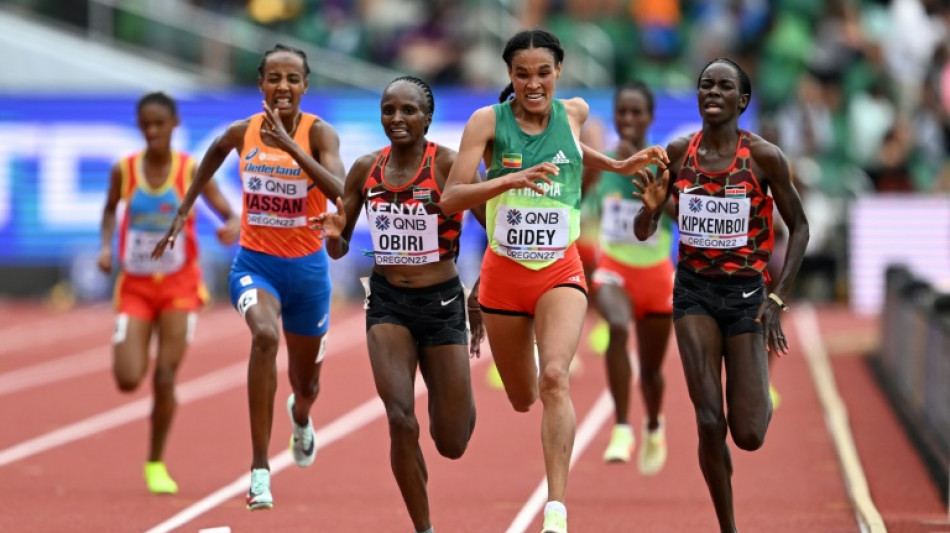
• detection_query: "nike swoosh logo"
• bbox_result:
[441,295,459,306]
[366,189,386,198]
[683,185,704,193]
[301,437,315,457]
[317,314,328,327]
[742,288,761,298]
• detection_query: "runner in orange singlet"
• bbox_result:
[634,58,809,533]
[152,44,345,510]
[98,92,239,494]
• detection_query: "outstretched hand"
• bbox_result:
[504,163,558,195]
[631,167,670,212]
[616,145,669,176]
[151,212,188,260]
[308,197,346,240]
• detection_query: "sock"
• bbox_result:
[544,501,567,517]
[614,423,632,432]
[416,528,433,533]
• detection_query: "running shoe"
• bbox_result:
[287,393,316,467]
[246,468,273,510]
[143,461,178,494]
[638,418,667,476]
[770,382,782,410]
[602,424,634,463]
[541,505,568,533]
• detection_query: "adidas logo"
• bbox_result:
[552,150,570,164]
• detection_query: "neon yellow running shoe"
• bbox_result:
[587,320,609,355]
[143,461,178,494]
[770,382,782,410]
[541,505,568,533]
[602,424,634,463]
[638,419,667,476]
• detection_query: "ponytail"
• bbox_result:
[499,83,514,103]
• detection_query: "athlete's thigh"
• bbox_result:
[674,314,725,408]
[482,312,536,392]
[113,313,154,381]
[593,282,632,327]
[534,286,588,368]
[366,323,420,410]
[419,343,473,428]
[154,310,194,369]
[723,332,769,420]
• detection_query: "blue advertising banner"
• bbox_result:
[0,89,752,298]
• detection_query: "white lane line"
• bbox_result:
[145,355,492,533]
[794,304,886,533]
[0,309,236,397]
[505,389,613,533]
[0,313,363,468]
[0,304,109,357]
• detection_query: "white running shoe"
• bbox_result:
[245,468,273,510]
[287,393,316,467]
[602,424,635,463]
[638,418,667,476]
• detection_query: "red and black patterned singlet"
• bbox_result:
[674,130,774,279]
[363,142,462,263]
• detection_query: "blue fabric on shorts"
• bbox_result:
[228,246,332,336]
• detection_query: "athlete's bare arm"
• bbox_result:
[97,162,123,274]
[440,106,556,215]
[151,119,247,258]
[633,135,687,241]
[435,145,486,227]
[313,152,377,259]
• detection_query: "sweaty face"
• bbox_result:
[614,90,653,144]
[380,81,431,145]
[137,103,178,152]
[697,62,747,123]
[258,51,308,118]
[507,47,561,115]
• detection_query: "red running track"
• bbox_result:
[0,301,945,532]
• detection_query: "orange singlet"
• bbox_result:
[238,113,326,258]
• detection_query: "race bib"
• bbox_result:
[123,229,185,275]
[243,172,307,228]
[600,196,656,246]
[367,210,440,265]
[678,193,750,249]
[494,205,570,261]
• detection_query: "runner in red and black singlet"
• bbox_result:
[310,76,483,533]
[674,130,774,279]
[633,58,809,533]
[362,141,463,264]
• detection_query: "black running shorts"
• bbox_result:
[672,265,766,337]
[365,272,468,347]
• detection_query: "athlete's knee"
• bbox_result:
[538,363,570,401]
[695,405,727,442]
[433,430,470,460]
[730,420,767,451]
[114,373,140,393]
[386,406,420,443]
[152,364,177,393]
[249,326,280,358]
[507,388,537,413]
[606,318,629,344]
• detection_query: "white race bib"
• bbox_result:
[494,205,570,261]
[367,210,440,265]
[123,229,185,275]
[243,173,308,228]
[600,196,656,246]
[678,193,750,249]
